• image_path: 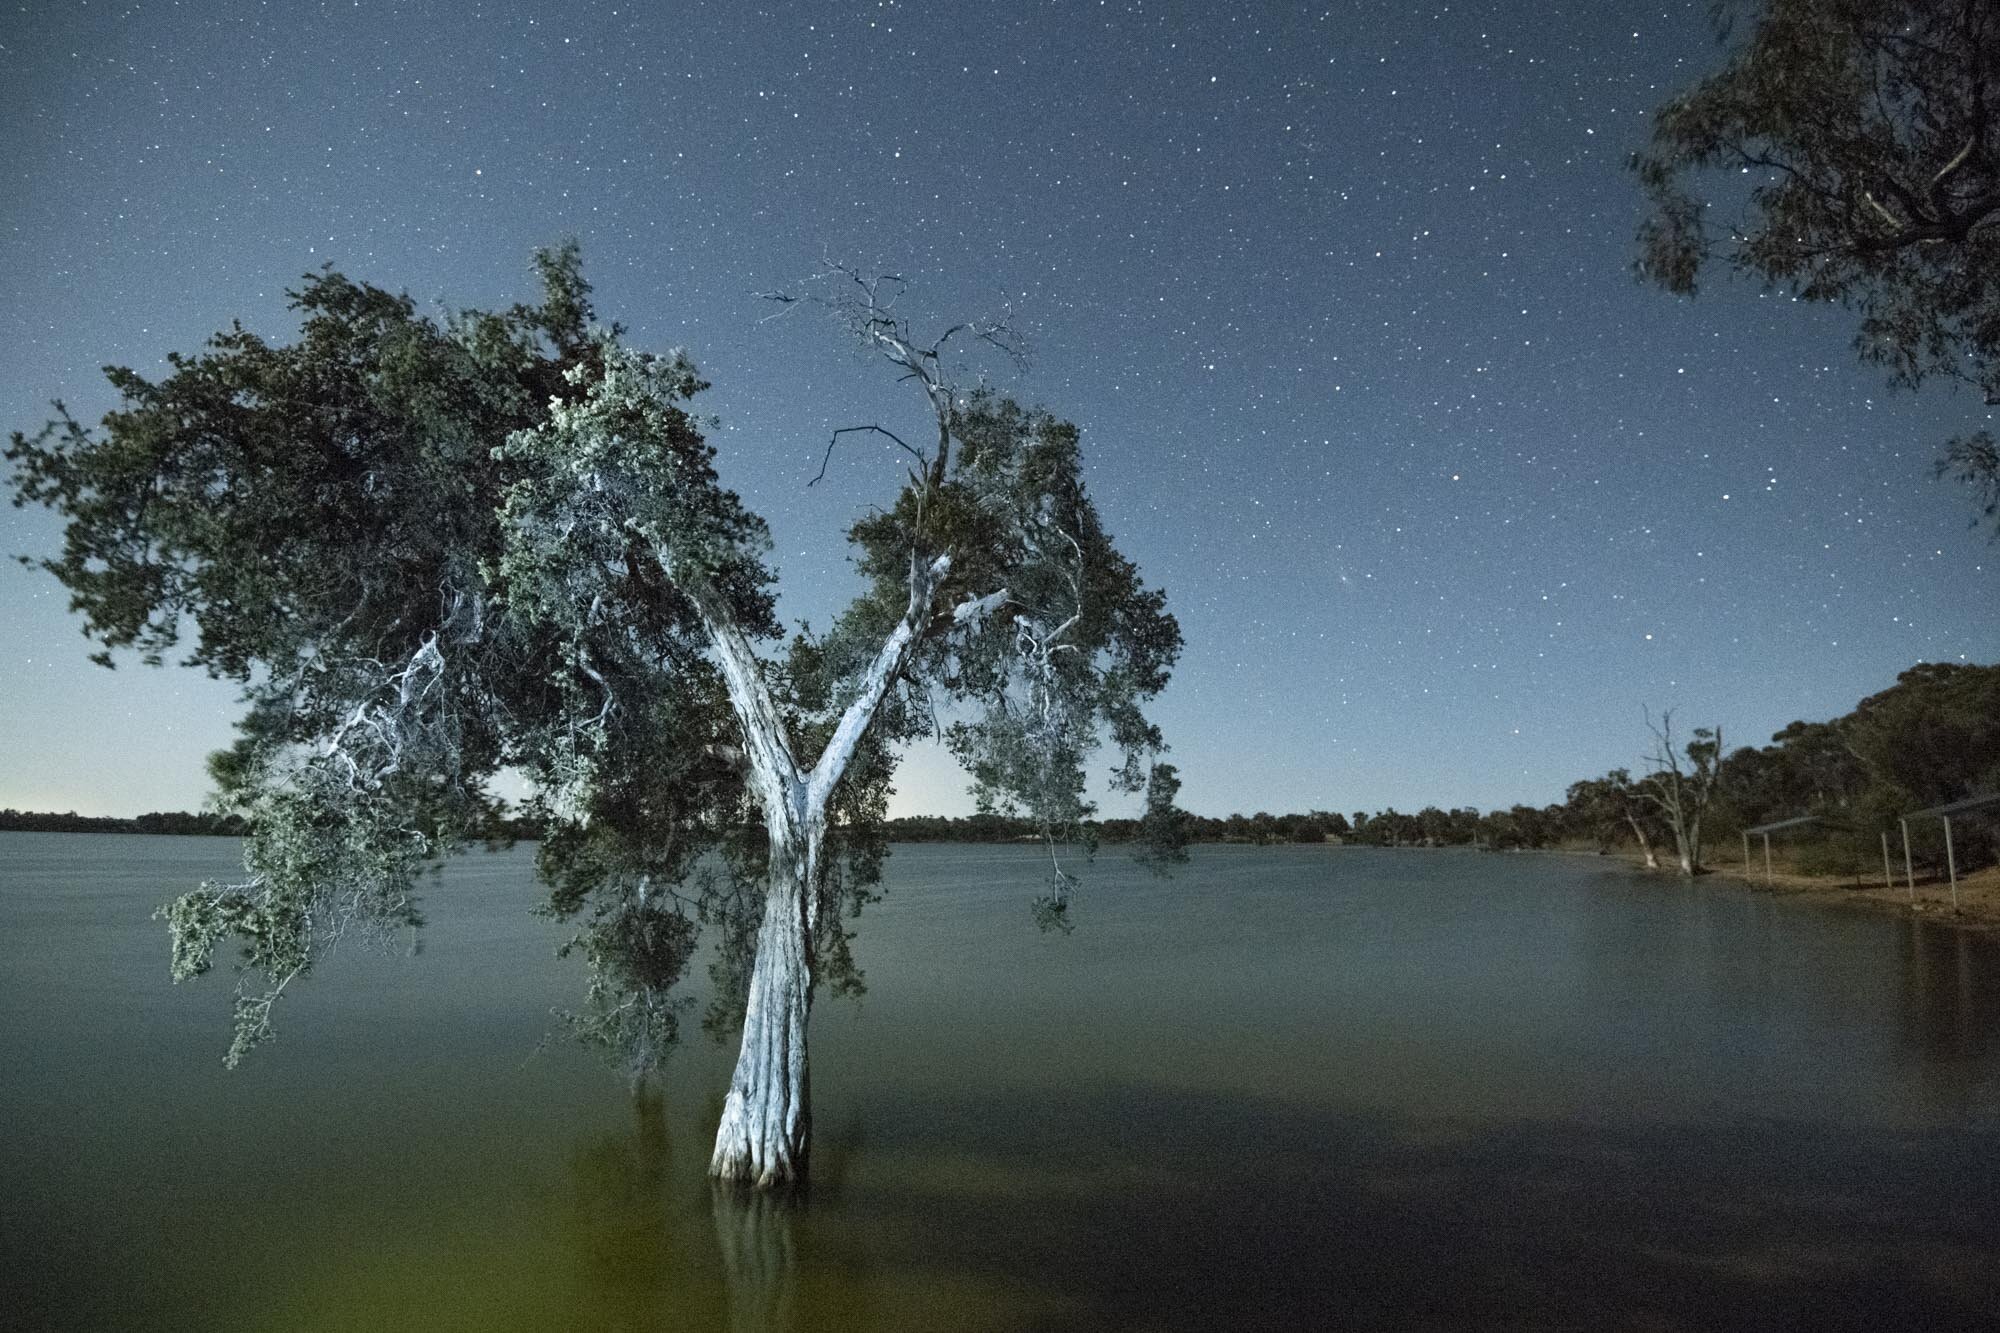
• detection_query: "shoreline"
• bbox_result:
[1607,849,2000,932]
[8,825,1994,932]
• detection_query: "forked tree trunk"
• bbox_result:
[709,826,818,1187]
[686,551,959,1188]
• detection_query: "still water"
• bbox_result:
[2,835,1997,1330]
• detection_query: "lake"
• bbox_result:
[2,835,1997,1330]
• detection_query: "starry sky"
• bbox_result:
[2,0,1994,822]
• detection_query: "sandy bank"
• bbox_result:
[1609,850,2000,932]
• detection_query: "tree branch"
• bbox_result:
[679,577,801,820]
[805,551,952,812]
[810,424,927,486]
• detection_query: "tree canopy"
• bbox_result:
[1634,0,2000,530]
[7,249,1185,1179]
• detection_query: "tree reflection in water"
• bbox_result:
[567,1087,698,1323]
[711,1181,801,1333]
[566,1063,876,1329]
[1897,918,2000,1119]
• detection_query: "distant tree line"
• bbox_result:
[8,664,1991,877]
[0,808,543,839]
[889,662,2000,879]
[893,802,1582,851]
[882,801,1609,851]
[0,809,251,835]
[1570,663,1999,879]
[0,802,1572,849]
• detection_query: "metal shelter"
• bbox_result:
[1741,814,1846,885]
[1898,792,2000,910]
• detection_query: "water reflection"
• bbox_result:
[710,1184,800,1332]
[564,1088,889,1331]
[823,1082,2000,1331]
[568,1088,684,1320]
[1897,918,2000,1069]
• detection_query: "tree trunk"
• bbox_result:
[1626,814,1659,870]
[1668,814,1699,876]
[709,827,816,1187]
[685,553,952,1188]
[1669,820,1698,876]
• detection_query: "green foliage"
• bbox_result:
[9,247,1186,1079]
[846,394,1184,885]
[10,265,564,677]
[158,786,435,1066]
[1708,662,2000,839]
[1564,769,1668,854]
[1939,430,2000,528]
[1845,662,2000,804]
[8,247,728,1067]
[1634,0,2000,532]
[1690,662,2000,877]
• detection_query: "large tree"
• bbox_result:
[1634,0,2000,531]
[5,248,1185,1187]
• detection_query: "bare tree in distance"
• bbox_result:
[1639,710,1726,876]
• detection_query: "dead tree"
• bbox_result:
[1638,710,1724,877]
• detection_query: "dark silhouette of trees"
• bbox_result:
[0,809,249,835]
[1635,0,2000,531]
[1566,771,1667,868]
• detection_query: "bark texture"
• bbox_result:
[709,844,815,1187]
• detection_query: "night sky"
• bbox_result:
[3,0,1994,822]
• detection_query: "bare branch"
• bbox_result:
[810,424,928,487]
[1930,134,1977,193]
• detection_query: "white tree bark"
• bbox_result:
[697,551,975,1186]
[708,821,818,1187]
[700,267,1020,1186]
[1624,812,1660,871]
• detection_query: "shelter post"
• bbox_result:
[1943,816,1958,909]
